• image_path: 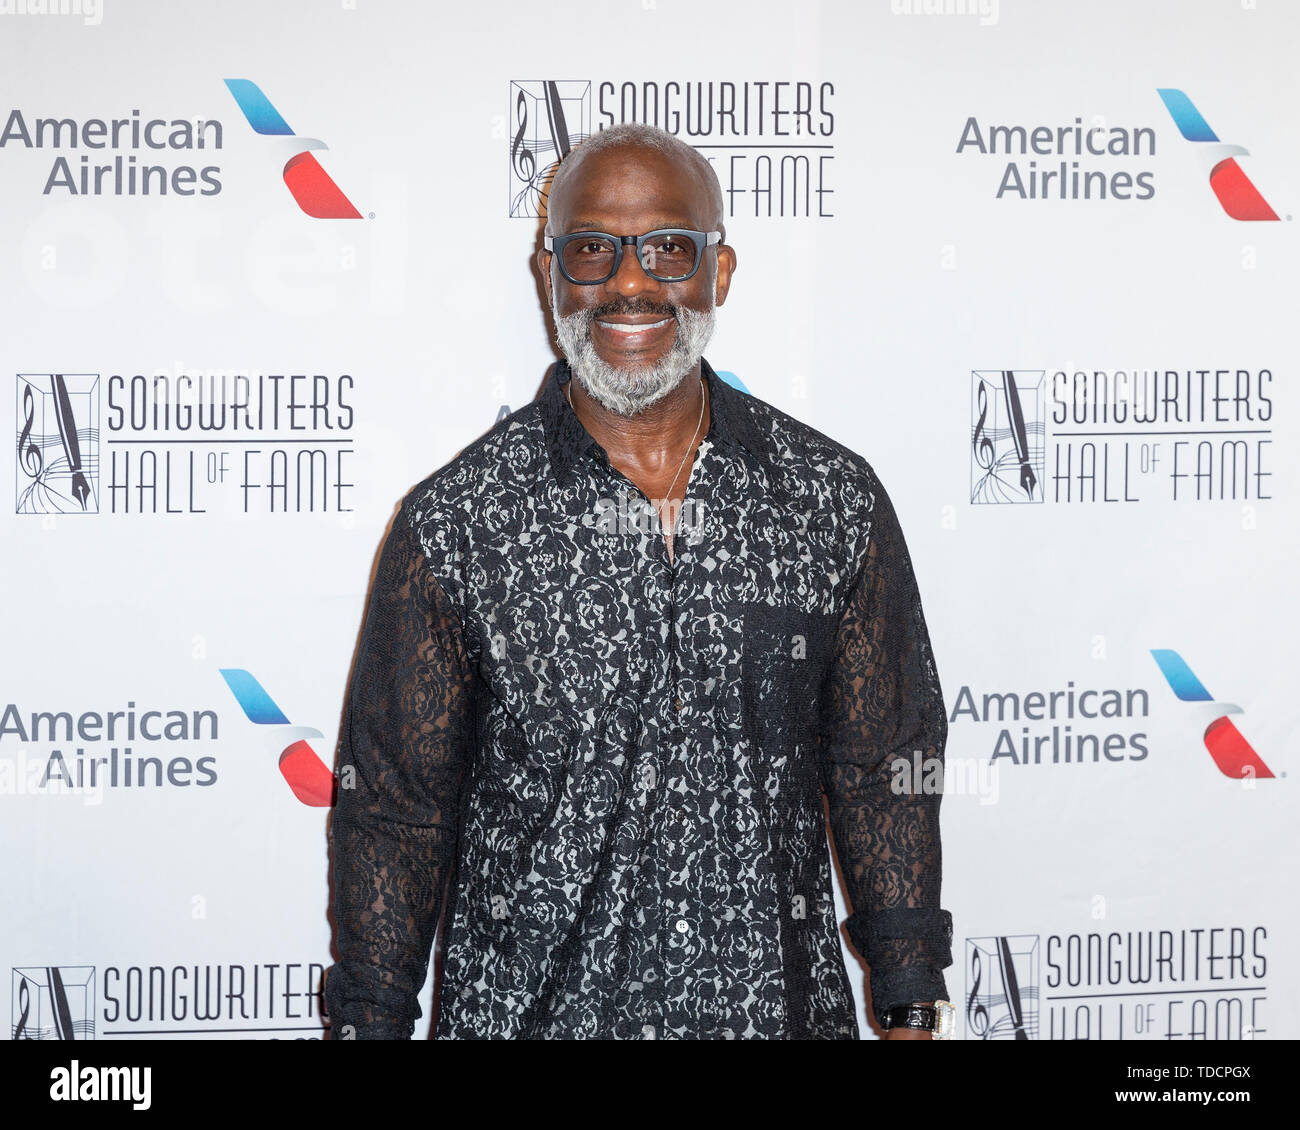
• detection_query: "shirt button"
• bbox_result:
[675,807,686,822]
[674,919,690,935]
[673,697,684,712]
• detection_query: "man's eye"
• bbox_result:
[577,241,611,255]
[654,240,682,254]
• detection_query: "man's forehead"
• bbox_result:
[548,146,709,229]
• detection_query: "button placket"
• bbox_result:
[647,445,724,1034]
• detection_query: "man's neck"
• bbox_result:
[567,362,710,479]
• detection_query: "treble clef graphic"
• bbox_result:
[972,381,995,470]
[18,385,42,479]
[13,979,31,1040]
[511,90,535,184]
[966,946,990,1038]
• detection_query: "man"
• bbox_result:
[325,123,954,1040]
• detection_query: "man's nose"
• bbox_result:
[607,239,662,298]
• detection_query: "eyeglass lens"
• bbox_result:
[561,232,699,282]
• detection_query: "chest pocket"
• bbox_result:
[740,601,841,754]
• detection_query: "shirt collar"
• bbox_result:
[540,356,771,483]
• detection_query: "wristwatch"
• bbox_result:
[882,1001,956,1039]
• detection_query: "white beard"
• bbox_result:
[553,300,716,417]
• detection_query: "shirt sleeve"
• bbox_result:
[816,472,954,1027]
[324,504,476,1040]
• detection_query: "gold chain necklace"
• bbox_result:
[567,375,706,534]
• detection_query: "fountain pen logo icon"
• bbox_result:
[1150,649,1275,780]
[15,374,100,515]
[1156,89,1280,221]
[508,80,592,218]
[224,79,362,219]
[965,935,1038,1040]
[970,371,1045,504]
[11,967,96,1040]
[220,669,338,806]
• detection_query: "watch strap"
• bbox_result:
[883,1004,938,1031]
[883,1000,955,1039]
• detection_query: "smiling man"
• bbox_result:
[325,123,954,1040]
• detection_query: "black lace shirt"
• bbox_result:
[325,358,953,1039]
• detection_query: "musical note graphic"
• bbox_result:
[511,90,537,187]
[13,979,31,1040]
[965,935,1040,1039]
[972,382,994,474]
[11,967,96,1040]
[966,947,990,1038]
[15,374,100,515]
[508,81,592,218]
[18,385,42,479]
[970,371,1045,504]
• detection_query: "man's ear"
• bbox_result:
[537,248,553,308]
[714,244,737,307]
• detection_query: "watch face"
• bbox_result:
[935,1000,956,1040]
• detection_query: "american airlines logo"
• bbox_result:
[220,669,336,805]
[224,79,362,219]
[1150,649,1275,779]
[1157,88,1280,221]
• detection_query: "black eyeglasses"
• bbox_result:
[543,228,722,285]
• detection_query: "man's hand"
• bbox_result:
[885,1026,933,1040]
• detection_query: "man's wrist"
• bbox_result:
[881,1000,955,1039]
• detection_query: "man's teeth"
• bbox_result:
[597,318,672,334]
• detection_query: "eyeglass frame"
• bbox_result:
[542,228,723,285]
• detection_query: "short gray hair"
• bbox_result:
[547,122,725,236]
[565,122,686,162]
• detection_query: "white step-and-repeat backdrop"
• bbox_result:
[3,0,1295,1040]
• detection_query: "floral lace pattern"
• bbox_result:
[326,359,952,1039]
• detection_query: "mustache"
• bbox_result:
[585,299,678,321]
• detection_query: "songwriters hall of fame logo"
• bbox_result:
[966,935,1039,1039]
[970,371,1045,504]
[12,966,96,1040]
[16,374,100,515]
[509,81,592,218]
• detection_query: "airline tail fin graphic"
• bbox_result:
[1156,89,1279,221]
[224,79,362,219]
[220,668,338,806]
[1150,649,1274,779]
